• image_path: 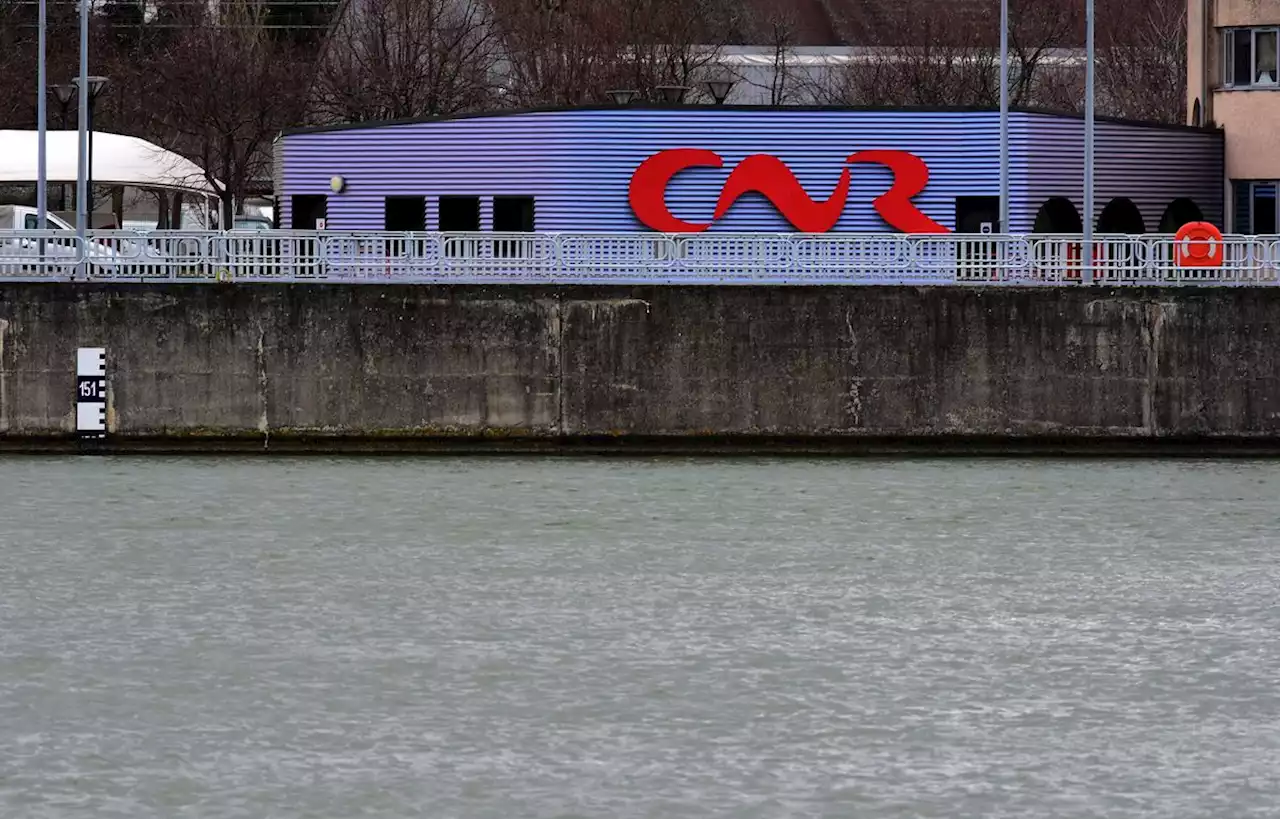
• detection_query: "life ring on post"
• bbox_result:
[1174,222,1224,268]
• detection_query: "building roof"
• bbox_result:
[734,0,1162,49]
[281,104,1222,138]
[0,130,216,193]
[735,0,1002,47]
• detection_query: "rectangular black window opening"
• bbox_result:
[494,196,536,232]
[952,196,1002,281]
[493,197,536,258]
[438,196,481,232]
[954,196,1001,234]
[385,196,426,231]
[1253,182,1278,234]
[290,194,327,230]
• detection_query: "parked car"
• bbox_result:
[233,215,273,231]
[0,205,168,276]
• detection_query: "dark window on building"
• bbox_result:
[1226,27,1279,87]
[1254,183,1278,233]
[1032,197,1083,233]
[494,196,535,232]
[291,194,327,230]
[1230,181,1279,233]
[954,196,1000,233]
[1233,30,1253,86]
[950,197,1001,279]
[1234,181,1251,233]
[1096,198,1146,234]
[438,196,481,232]
[385,196,426,231]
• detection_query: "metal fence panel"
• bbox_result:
[0,229,1278,285]
[0,230,83,281]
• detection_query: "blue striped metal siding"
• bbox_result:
[1025,114,1225,232]
[279,109,1040,232]
[280,117,565,229]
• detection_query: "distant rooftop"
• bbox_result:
[731,0,1176,48]
[734,0,1002,47]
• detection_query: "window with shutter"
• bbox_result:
[1232,181,1251,234]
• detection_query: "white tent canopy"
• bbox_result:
[0,130,216,194]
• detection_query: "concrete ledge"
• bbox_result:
[11,435,1280,457]
[0,283,1278,454]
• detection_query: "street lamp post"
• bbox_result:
[37,0,47,231]
[655,85,691,105]
[75,0,88,244]
[606,89,639,105]
[1083,0,1095,284]
[50,85,75,210]
[998,0,1009,234]
[72,75,109,227]
[51,85,75,128]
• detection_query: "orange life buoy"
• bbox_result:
[1174,222,1224,268]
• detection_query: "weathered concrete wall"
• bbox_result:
[1,284,1279,453]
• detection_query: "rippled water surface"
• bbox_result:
[2,457,1280,818]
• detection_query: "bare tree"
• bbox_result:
[1029,61,1086,114]
[150,0,305,225]
[492,0,736,106]
[311,0,499,123]
[810,0,1182,122]
[1096,0,1186,123]
[1007,0,1080,107]
[0,0,33,127]
[488,0,628,106]
[817,0,999,106]
[741,2,803,105]
[620,0,738,98]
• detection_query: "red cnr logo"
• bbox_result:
[628,148,950,234]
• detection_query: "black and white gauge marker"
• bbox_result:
[76,347,106,438]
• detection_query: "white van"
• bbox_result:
[0,205,168,276]
[0,204,77,232]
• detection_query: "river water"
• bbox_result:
[2,457,1279,818]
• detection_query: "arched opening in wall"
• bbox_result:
[1096,198,1146,234]
[1192,98,1202,127]
[1031,197,1083,233]
[1157,198,1205,233]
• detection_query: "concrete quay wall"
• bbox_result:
[0,284,1277,454]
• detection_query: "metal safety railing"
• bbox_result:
[0,230,1277,285]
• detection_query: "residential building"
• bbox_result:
[1188,0,1280,232]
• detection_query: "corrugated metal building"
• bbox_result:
[275,107,1224,234]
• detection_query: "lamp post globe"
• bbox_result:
[704,79,735,105]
